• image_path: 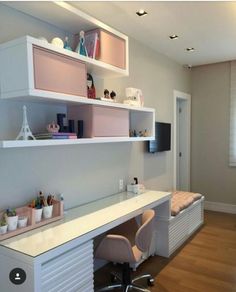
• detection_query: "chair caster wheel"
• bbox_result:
[147,277,154,286]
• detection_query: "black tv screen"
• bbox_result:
[148,122,171,153]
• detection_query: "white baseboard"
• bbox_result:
[204,201,236,214]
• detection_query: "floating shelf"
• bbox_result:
[0,4,155,149]
[0,137,154,149]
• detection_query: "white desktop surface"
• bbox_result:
[0,190,170,257]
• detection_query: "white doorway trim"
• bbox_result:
[173,90,191,190]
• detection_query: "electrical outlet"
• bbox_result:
[119,179,124,191]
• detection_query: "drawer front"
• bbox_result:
[92,106,129,137]
[33,46,87,97]
[41,240,93,292]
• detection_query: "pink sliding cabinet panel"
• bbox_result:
[68,105,129,138]
[33,46,87,97]
[99,30,126,69]
[83,29,126,69]
[92,105,129,137]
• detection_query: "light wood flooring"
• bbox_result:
[94,211,236,292]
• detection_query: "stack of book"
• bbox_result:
[34,132,77,140]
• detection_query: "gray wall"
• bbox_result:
[191,62,236,204]
[0,4,190,210]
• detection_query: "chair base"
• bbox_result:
[96,263,153,292]
[96,284,150,291]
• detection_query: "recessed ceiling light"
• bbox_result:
[169,35,179,40]
[186,47,195,52]
[183,64,192,69]
[136,9,148,17]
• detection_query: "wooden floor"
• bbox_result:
[94,211,236,292]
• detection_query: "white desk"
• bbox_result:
[0,190,171,292]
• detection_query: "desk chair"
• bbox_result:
[95,209,155,292]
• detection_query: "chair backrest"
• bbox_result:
[135,209,155,252]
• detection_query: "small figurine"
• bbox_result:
[38,36,48,43]
[51,37,64,48]
[104,89,110,99]
[76,31,88,56]
[16,105,35,140]
[47,122,60,133]
[87,73,96,99]
[63,36,72,51]
[110,91,116,100]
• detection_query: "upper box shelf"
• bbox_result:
[0,35,129,102]
[3,1,129,76]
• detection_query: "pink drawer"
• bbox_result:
[33,46,87,97]
[69,105,129,137]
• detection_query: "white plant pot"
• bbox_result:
[18,216,28,228]
[6,215,18,231]
[34,208,43,223]
[43,205,53,219]
[0,225,8,234]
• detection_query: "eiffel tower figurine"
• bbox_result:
[16,105,35,140]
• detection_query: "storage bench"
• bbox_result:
[155,193,204,258]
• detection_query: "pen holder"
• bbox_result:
[43,205,53,219]
[34,208,43,223]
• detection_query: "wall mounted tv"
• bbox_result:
[148,122,171,153]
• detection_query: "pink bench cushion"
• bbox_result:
[171,191,202,216]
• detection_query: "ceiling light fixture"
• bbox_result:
[183,64,192,69]
[136,9,147,17]
[186,47,195,52]
[169,35,179,40]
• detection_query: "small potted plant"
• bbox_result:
[5,208,18,231]
[0,218,8,234]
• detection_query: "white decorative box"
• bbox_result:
[127,184,145,194]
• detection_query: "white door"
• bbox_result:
[176,99,189,190]
[174,91,191,191]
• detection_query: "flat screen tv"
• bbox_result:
[148,122,171,153]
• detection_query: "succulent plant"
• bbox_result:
[0,219,7,226]
[5,208,17,217]
[0,217,7,226]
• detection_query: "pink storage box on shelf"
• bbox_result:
[33,46,87,97]
[68,105,129,138]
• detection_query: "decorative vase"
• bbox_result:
[6,215,18,231]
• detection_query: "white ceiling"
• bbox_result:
[71,1,236,67]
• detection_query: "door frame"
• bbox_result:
[173,90,191,190]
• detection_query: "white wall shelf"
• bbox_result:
[0,136,153,149]
[0,36,127,103]
[0,3,155,148]
[2,1,129,76]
